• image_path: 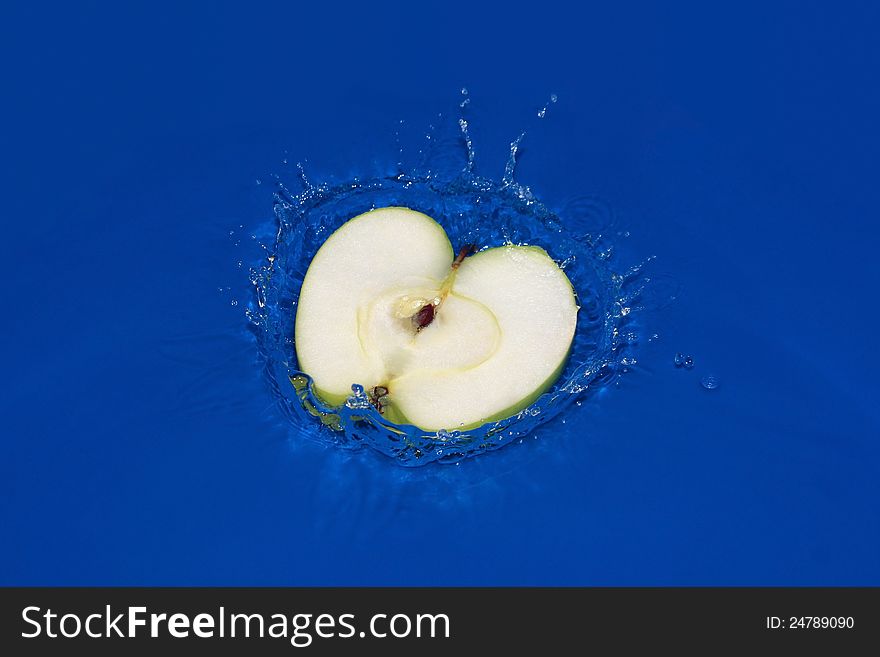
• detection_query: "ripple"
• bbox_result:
[562,195,617,241]
[701,375,720,390]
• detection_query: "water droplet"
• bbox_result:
[458,118,475,172]
[674,353,685,367]
[684,356,694,369]
[597,244,614,259]
[701,375,719,390]
[230,299,238,306]
[538,93,559,118]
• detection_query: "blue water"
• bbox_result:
[1,2,879,584]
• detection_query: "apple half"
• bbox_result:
[294,206,578,431]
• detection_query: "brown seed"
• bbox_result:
[413,303,435,330]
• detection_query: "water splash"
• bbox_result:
[502,132,526,187]
[245,100,648,466]
[458,118,475,173]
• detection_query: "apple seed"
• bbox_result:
[413,303,435,331]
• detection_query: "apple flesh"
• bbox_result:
[294,206,578,431]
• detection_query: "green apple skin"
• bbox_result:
[306,385,350,409]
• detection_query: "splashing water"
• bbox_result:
[245,100,650,466]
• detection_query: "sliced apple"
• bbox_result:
[294,206,578,431]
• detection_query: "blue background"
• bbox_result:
[1,1,878,584]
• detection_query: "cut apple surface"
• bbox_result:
[294,206,578,431]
